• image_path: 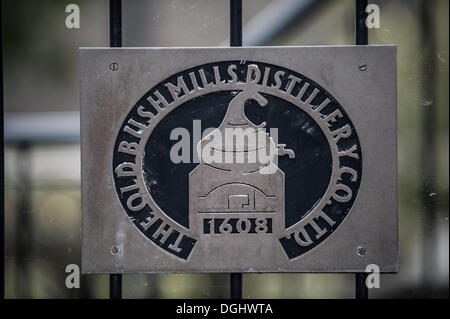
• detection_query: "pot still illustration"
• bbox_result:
[189,88,296,237]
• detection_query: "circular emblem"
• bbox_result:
[112,61,362,260]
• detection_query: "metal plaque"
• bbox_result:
[80,46,398,273]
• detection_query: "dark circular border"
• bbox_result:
[112,60,362,259]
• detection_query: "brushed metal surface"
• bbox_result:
[80,46,398,273]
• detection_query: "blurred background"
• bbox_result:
[2,0,448,298]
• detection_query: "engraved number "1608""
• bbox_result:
[203,217,272,234]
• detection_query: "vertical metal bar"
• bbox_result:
[355,273,368,299]
[355,0,368,45]
[15,143,32,298]
[229,0,243,299]
[419,0,437,291]
[110,0,122,47]
[230,273,242,299]
[109,0,122,299]
[230,0,242,47]
[355,0,369,299]
[0,0,4,299]
[110,274,122,299]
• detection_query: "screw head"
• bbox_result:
[358,63,367,71]
[109,62,119,71]
[111,245,120,255]
[356,246,367,257]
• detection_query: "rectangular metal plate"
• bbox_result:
[81,46,398,273]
